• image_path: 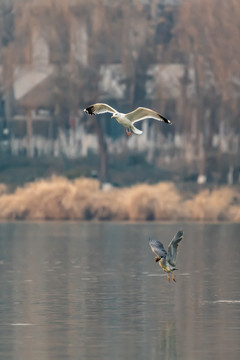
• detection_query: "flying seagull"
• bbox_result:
[84,103,172,136]
[149,230,183,282]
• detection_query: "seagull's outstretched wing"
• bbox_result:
[125,107,172,125]
[149,239,167,259]
[166,230,183,267]
[84,103,117,115]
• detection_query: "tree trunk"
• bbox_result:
[94,118,109,184]
[27,109,33,157]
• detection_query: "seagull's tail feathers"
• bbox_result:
[132,126,143,135]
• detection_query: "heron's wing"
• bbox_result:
[125,107,172,125]
[149,239,167,258]
[166,230,183,266]
[84,103,117,115]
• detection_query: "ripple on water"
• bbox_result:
[203,300,240,305]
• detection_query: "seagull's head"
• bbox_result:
[111,112,119,119]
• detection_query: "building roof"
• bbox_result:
[13,65,54,108]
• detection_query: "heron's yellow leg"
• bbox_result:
[167,273,171,282]
[172,273,176,282]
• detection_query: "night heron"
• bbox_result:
[84,103,171,136]
[149,230,183,282]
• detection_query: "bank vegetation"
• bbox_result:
[0,177,239,222]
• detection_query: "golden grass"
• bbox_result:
[0,184,8,196]
[0,176,239,221]
[125,182,185,221]
[184,187,240,221]
[229,206,240,222]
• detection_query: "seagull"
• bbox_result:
[84,103,172,136]
[149,230,183,282]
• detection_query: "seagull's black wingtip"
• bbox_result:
[84,106,95,115]
[158,113,172,125]
[163,118,172,125]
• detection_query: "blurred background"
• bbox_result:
[0,0,240,220]
[1,3,240,360]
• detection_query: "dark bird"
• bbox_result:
[149,230,183,282]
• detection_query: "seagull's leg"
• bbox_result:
[172,272,176,282]
[125,128,132,136]
[167,273,171,282]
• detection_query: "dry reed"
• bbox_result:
[0,176,239,221]
[0,184,8,196]
[184,187,240,221]
[125,182,185,221]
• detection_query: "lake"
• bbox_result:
[0,222,240,360]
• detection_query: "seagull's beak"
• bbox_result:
[111,115,114,118]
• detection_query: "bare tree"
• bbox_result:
[0,1,15,124]
[170,0,240,178]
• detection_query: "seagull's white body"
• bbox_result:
[84,103,171,136]
[113,112,143,135]
[114,112,131,127]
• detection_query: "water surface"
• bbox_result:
[0,222,240,360]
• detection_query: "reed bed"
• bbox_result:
[0,177,239,221]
